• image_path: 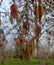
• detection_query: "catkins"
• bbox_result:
[10,4,19,24]
[21,21,30,34]
[38,4,42,21]
[11,4,18,18]
[34,5,39,22]
[34,0,46,22]
[34,4,46,22]
[16,36,35,60]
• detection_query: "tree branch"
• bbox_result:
[44,0,54,10]
[40,24,53,37]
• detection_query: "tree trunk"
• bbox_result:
[36,37,45,65]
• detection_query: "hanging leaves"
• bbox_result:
[21,21,30,34]
[16,36,35,60]
[11,4,18,18]
[38,0,42,21]
[38,4,42,21]
[34,4,46,22]
[41,4,46,15]
[10,4,19,24]
[34,5,39,22]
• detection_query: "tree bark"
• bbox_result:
[36,37,45,65]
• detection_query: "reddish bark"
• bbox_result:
[35,26,41,37]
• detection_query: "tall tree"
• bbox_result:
[0,0,54,65]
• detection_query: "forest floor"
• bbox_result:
[0,58,54,65]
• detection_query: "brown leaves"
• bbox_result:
[10,4,19,24]
[16,36,35,60]
[10,4,18,18]
[21,21,30,34]
[34,4,46,22]
[34,5,39,21]
[38,4,42,21]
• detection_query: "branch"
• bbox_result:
[44,0,54,10]
[40,24,53,37]
[0,11,9,16]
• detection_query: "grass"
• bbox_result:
[0,58,39,65]
[45,59,54,65]
[0,58,54,65]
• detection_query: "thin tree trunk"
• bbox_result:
[36,37,45,65]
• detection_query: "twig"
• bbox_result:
[44,0,54,10]
[40,24,53,37]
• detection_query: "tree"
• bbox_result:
[0,0,54,65]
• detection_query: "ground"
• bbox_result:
[0,58,54,65]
